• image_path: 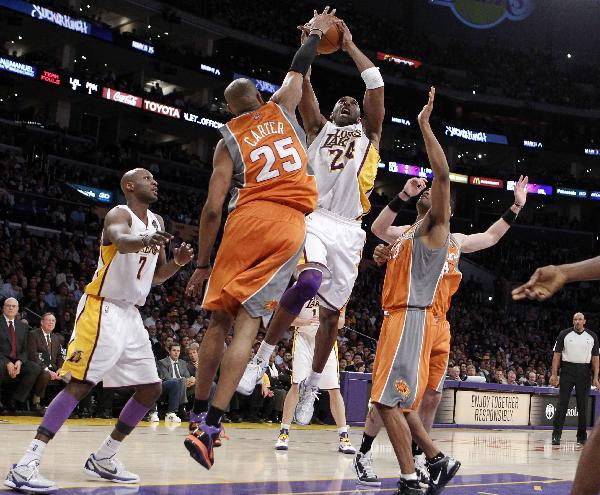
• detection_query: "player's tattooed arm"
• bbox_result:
[152,214,194,284]
[104,207,172,254]
[186,140,233,298]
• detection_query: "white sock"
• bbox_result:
[338,425,348,435]
[401,472,418,481]
[18,439,46,466]
[306,371,321,388]
[256,342,275,365]
[280,423,291,431]
[95,436,121,460]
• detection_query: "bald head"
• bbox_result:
[573,312,586,331]
[224,78,263,116]
[120,168,158,204]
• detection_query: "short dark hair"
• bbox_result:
[41,312,55,319]
[168,343,181,351]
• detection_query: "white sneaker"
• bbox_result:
[5,460,58,493]
[237,357,266,396]
[83,453,139,483]
[414,452,430,488]
[165,412,182,423]
[293,378,319,425]
[338,433,356,454]
[148,411,160,422]
[275,429,289,450]
[353,450,381,486]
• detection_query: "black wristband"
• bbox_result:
[289,34,320,76]
[501,208,518,225]
[388,195,407,213]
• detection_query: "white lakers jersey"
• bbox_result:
[307,121,380,219]
[295,297,320,336]
[85,206,160,306]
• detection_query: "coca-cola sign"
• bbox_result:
[102,87,142,108]
[143,99,181,119]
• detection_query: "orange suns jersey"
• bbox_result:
[431,234,462,318]
[219,101,317,214]
[381,221,449,313]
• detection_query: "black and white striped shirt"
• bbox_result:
[554,328,599,364]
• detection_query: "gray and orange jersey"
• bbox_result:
[219,100,317,214]
[381,220,449,313]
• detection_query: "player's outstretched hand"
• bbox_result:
[173,242,194,267]
[144,230,173,249]
[417,86,435,126]
[403,177,428,198]
[338,20,353,51]
[513,175,529,206]
[310,6,338,35]
[186,267,212,298]
[373,244,391,266]
[511,265,567,301]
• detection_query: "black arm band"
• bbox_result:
[388,195,407,213]
[501,208,518,225]
[289,34,320,76]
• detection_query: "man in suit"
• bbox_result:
[28,312,64,414]
[0,297,42,412]
[156,343,192,422]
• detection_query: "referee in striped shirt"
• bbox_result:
[550,312,599,445]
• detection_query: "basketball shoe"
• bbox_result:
[275,428,289,450]
[83,453,139,483]
[397,478,423,495]
[237,357,266,396]
[294,378,319,425]
[184,422,222,470]
[426,455,460,495]
[338,432,356,454]
[353,450,381,486]
[414,452,430,488]
[5,461,58,493]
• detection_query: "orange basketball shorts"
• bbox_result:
[427,317,451,393]
[203,200,306,318]
[371,309,436,411]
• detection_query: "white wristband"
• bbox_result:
[361,67,384,90]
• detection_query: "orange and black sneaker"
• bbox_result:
[184,422,222,470]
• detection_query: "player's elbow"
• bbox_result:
[371,222,383,237]
[202,204,222,222]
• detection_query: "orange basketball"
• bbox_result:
[318,21,343,55]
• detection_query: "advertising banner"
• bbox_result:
[530,395,592,427]
[454,390,530,425]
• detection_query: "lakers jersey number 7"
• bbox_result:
[85,206,160,306]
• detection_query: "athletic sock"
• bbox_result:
[95,436,121,460]
[18,439,46,466]
[412,440,424,456]
[280,423,291,432]
[205,405,225,427]
[359,432,376,454]
[193,399,209,415]
[338,425,348,436]
[401,472,418,481]
[256,341,276,364]
[306,371,321,388]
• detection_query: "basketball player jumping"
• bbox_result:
[364,87,460,495]
[274,300,355,454]
[5,169,194,494]
[182,9,339,470]
[239,19,385,427]
[353,175,529,487]
[513,250,600,495]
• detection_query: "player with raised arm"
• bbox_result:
[365,88,460,495]
[239,19,385,428]
[353,175,528,487]
[5,169,194,494]
[182,8,338,470]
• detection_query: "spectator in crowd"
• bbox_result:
[494,370,508,384]
[524,372,538,386]
[0,298,41,412]
[447,366,460,381]
[156,343,191,423]
[0,274,23,300]
[27,312,64,414]
[506,370,518,385]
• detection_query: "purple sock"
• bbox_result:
[117,398,150,432]
[280,269,322,315]
[39,390,79,437]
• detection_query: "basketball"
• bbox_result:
[318,21,343,54]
